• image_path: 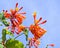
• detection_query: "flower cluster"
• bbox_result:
[3,3,26,34]
[0,3,49,48]
[28,12,47,48]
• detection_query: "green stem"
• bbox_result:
[25,43,29,48]
[14,33,24,39]
[46,45,48,48]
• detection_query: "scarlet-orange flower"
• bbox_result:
[3,3,26,34]
[48,44,55,47]
[29,12,47,39]
[28,38,40,48]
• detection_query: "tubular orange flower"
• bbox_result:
[48,44,55,47]
[29,12,47,39]
[3,3,26,34]
[16,25,25,34]
[28,38,40,48]
[4,10,11,18]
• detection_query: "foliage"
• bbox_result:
[5,39,24,48]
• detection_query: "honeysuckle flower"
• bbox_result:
[3,3,26,34]
[47,44,55,47]
[29,12,47,39]
[16,25,25,34]
[28,38,40,48]
[46,44,55,48]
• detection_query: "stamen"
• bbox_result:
[3,10,5,12]
[16,3,18,7]
[20,12,26,14]
[19,7,23,11]
[38,17,42,22]
[40,20,47,24]
[6,10,8,12]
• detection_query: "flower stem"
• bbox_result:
[14,33,24,39]
[46,45,48,48]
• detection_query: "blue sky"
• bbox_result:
[0,0,60,48]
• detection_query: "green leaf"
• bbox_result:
[0,12,5,20]
[0,12,9,26]
[23,28,29,41]
[2,20,9,26]
[0,12,4,20]
[2,29,6,42]
[5,39,24,48]
[0,44,4,48]
[6,30,14,36]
